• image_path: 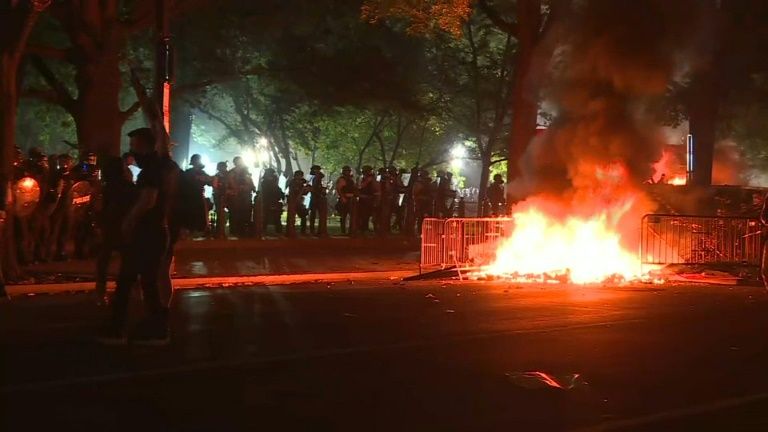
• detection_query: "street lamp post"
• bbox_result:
[155,0,172,134]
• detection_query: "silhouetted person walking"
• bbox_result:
[98,127,180,345]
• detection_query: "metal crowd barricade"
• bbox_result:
[640,214,763,271]
[420,218,447,273]
[420,217,514,273]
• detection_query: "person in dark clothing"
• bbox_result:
[358,165,379,233]
[94,156,137,304]
[413,170,436,233]
[335,166,357,234]
[377,167,395,236]
[70,153,100,259]
[29,154,58,262]
[436,171,456,218]
[13,148,45,264]
[259,168,284,235]
[308,165,328,237]
[212,161,229,239]
[392,167,407,233]
[486,174,506,216]
[227,157,255,237]
[402,166,419,236]
[99,127,180,345]
[182,154,213,236]
[49,154,74,260]
[286,170,310,238]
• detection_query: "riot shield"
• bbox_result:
[13,177,41,218]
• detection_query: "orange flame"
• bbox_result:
[480,187,651,284]
[668,175,686,185]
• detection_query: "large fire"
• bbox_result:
[478,168,653,284]
[483,206,641,284]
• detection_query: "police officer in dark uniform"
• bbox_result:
[49,154,75,260]
[436,171,456,218]
[181,154,213,236]
[334,166,356,234]
[31,154,58,262]
[15,148,45,264]
[377,167,395,236]
[392,167,407,233]
[413,170,436,233]
[212,161,229,239]
[286,170,310,238]
[72,153,100,258]
[259,168,284,235]
[358,165,379,233]
[402,166,419,236]
[227,157,255,237]
[486,174,506,216]
[308,165,328,237]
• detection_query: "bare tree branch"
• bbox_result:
[120,99,142,121]
[29,55,76,112]
[476,0,518,36]
[196,104,244,141]
[12,0,51,59]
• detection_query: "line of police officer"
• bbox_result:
[233,164,463,237]
[9,146,102,266]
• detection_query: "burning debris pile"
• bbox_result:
[478,0,698,284]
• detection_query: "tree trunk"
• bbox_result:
[1,1,47,284]
[506,49,538,203]
[688,5,723,189]
[72,51,124,157]
[276,117,293,175]
[688,70,718,186]
[477,147,492,217]
[505,0,541,206]
[1,54,22,282]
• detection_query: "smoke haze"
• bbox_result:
[513,0,701,208]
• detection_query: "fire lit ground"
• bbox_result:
[3,278,768,431]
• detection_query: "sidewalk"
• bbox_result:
[8,235,420,296]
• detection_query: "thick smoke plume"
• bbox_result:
[513,0,698,211]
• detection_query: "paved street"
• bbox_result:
[2,279,768,431]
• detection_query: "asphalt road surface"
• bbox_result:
[2,279,768,431]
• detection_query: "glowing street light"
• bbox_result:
[450,144,466,171]
[451,144,467,159]
[242,149,257,168]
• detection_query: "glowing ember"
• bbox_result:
[668,175,686,185]
[481,200,643,284]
